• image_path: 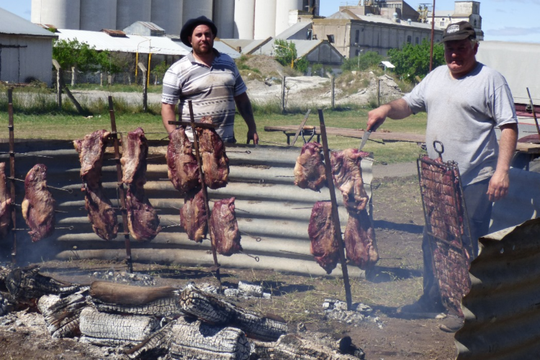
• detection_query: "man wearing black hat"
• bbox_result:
[366,21,518,328]
[161,16,259,144]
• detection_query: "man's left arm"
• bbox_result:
[234,92,259,144]
[487,123,518,201]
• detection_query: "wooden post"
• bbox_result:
[317,109,353,311]
[331,75,335,109]
[7,88,17,264]
[281,76,286,113]
[290,109,311,147]
[108,96,133,273]
[52,59,62,109]
[377,79,381,107]
[138,62,148,112]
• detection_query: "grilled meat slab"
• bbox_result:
[197,117,229,190]
[308,201,339,274]
[180,189,207,243]
[0,162,12,239]
[294,142,327,191]
[209,197,241,256]
[74,130,118,241]
[344,210,378,270]
[21,164,56,242]
[330,149,370,214]
[166,126,200,195]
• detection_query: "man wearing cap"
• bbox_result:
[366,21,518,325]
[161,16,259,144]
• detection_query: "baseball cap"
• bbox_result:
[180,16,217,47]
[442,21,476,42]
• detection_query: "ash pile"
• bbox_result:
[0,265,365,360]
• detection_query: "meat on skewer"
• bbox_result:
[121,128,161,242]
[0,162,12,239]
[209,197,241,256]
[344,210,378,270]
[166,126,200,195]
[21,164,56,242]
[330,149,370,214]
[180,189,207,243]
[74,129,118,241]
[196,116,229,190]
[294,142,327,191]
[308,201,339,274]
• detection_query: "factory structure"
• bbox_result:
[30,0,320,39]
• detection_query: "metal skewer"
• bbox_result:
[7,88,17,264]
[318,108,353,311]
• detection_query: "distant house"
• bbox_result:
[0,7,57,86]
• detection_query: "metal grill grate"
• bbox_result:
[417,144,472,316]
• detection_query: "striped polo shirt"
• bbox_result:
[161,50,247,143]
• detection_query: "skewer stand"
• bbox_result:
[108,96,133,273]
[168,101,222,289]
[317,109,353,310]
[7,88,18,264]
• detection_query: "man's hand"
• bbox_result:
[247,131,259,144]
[487,169,510,202]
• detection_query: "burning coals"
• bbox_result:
[322,299,383,329]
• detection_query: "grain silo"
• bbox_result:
[182,0,213,24]
[275,0,302,36]
[233,0,255,39]
[116,0,152,30]
[253,0,276,39]
[151,0,183,35]
[80,0,117,31]
[213,0,235,39]
[31,0,81,29]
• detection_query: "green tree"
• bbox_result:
[341,51,383,72]
[53,39,103,72]
[387,39,445,82]
[273,39,307,73]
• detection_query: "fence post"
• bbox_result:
[331,75,335,109]
[52,60,62,109]
[138,62,148,112]
[377,78,381,107]
[281,75,286,113]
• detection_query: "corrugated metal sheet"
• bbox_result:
[456,218,540,360]
[0,139,373,279]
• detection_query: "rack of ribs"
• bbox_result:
[74,129,118,241]
[21,164,56,242]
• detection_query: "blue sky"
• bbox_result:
[1,0,539,44]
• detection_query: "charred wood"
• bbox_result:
[37,290,89,338]
[21,164,56,242]
[5,266,81,302]
[79,306,160,345]
[179,284,235,325]
[89,281,181,317]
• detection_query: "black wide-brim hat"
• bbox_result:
[180,16,217,47]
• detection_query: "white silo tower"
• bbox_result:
[182,0,213,24]
[234,0,255,39]
[254,0,276,39]
[31,0,81,29]
[151,0,183,35]
[80,0,117,31]
[116,0,152,30]
[275,0,302,36]
[213,0,235,38]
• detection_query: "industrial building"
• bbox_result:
[0,7,57,86]
[30,0,321,39]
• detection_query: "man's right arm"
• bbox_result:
[161,103,177,134]
[367,98,413,131]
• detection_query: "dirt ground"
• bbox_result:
[0,172,459,360]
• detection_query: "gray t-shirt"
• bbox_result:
[162,51,247,142]
[403,62,517,185]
